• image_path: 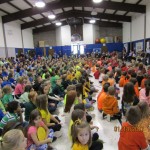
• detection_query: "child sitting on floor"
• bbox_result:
[118,106,149,150]
[102,86,121,122]
[94,67,100,79]
[2,85,13,109]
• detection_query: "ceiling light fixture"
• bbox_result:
[89,19,96,24]
[93,0,103,3]
[48,14,56,19]
[56,22,62,26]
[35,0,46,8]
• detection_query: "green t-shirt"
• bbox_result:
[0,112,19,129]
[24,101,37,121]
[0,100,6,113]
[48,68,52,73]
[50,75,60,88]
[42,73,46,79]
[2,94,13,107]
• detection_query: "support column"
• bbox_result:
[130,22,132,52]
[144,13,146,51]
[2,23,8,58]
[21,29,24,54]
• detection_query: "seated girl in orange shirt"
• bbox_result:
[97,83,110,112]
[119,72,127,87]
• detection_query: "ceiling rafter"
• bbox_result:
[21,10,131,29]
[33,18,122,34]
[8,1,21,11]
[2,0,146,23]
[0,8,10,14]
[124,0,143,16]
[24,0,33,7]
[0,0,13,5]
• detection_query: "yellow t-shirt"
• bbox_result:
[75,71,81,80]
[68,120,73,141]
[72,143,88,150]
[39,109,51,123]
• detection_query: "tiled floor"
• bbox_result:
[52,76,123,150]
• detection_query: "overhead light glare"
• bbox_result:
[48,14,56,19]
[93,0,103,3]
[56,22,62,26]
[35,0,46,8]
[90,19,96,24]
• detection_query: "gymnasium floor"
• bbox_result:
[51,75,123,150]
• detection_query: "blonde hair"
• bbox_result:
[0,129,25,150]
[17,76,24,84]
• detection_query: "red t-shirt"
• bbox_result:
[118,122,148,150]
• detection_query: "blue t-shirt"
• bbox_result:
[1,81,11,88]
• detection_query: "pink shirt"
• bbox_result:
[139,88,150,105]
[27,121,45,147]
[14,83,24,95]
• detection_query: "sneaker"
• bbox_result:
[117,97,120,100]
[107,114,111,122]
[101,111,106,119]
[54,131,62,138]
[52,136,57,142]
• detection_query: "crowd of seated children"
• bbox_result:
[0,51,150,149]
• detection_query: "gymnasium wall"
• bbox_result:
[56,27,62,46]
[123,2,150,45]
[0,17,5,47]
[123,22,131,43]
[61,25,71,46]
[0,17,5,58]
[4,21,23,48]
[146,2,150,38]
[0,16,34,58]
[22,28,34,49]
[131,14,144,41]
[83,24,94,44]
[34,30,57,47]
[33,24,123,47]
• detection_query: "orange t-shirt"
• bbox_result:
[108,78,115,86]
[141,78,146,89]
[97,92,107,110]
[118,122,148,150]
[119,76,125,87]
[123,79,129,86]
[102,95,119,115]
[134,86,139,98]
[91,66,96,73]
